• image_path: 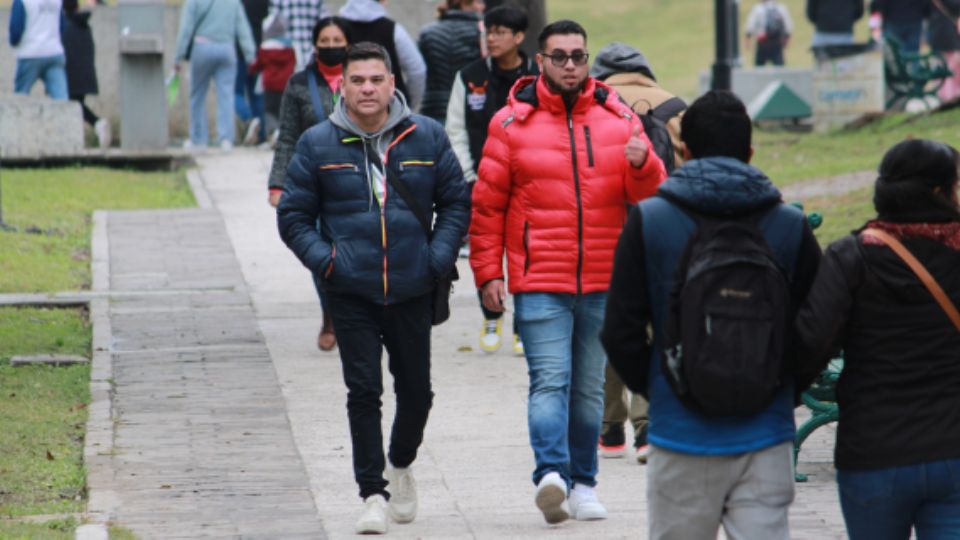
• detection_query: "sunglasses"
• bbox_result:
[541,51,589,67]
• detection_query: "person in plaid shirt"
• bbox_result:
[270,0,328,69]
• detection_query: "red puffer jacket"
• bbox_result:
[470,75,666,294]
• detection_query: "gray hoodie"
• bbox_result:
[589,42,657,82]
[328,92,413,209]
[338,0,426,110]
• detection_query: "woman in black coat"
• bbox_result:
[62,0,110,148]
[796,139,960,539]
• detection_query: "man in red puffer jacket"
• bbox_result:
[469,19,666,525]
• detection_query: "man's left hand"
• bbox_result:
[625,125,649,169]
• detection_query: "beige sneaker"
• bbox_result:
[387,465,417,523]
[355,494,388,534]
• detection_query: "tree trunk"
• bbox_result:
[484,0,547,57]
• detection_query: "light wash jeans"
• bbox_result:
[14,55,68,100]
[514,292,607,488]
[838,458,960,540]
[189,41,236,146]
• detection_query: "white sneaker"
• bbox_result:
[355,494,388,534]
[568,484,608,521]
[386,465,417,523]
[94,118,111,149]
[220,139,233,153]
[535,472,570,524]
[182,139,206,154]
[242,117,261,146]
[480,318,502,353]
[635,443,650,464]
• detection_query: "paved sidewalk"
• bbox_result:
[191,148,848,539]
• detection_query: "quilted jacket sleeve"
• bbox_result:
[428,125,471,278]
[276,132,334,275]
[468,111,512,288]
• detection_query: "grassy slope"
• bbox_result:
[0,167,195,293]
[549,0,872,99]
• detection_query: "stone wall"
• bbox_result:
[0,1,439,144]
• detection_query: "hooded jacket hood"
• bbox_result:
[329,91,412,143]
[590,42,656,82]
[339,0,388,22]
[659,157,782,216]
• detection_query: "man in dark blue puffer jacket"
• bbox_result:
[277,42,469,534]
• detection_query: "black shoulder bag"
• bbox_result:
[372,143,458,325]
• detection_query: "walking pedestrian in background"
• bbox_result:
[174,0,256,151]
[928,0,960,102]
[418,0,485,123]
[278,42,469,534]
[248,12,297,143]
[338,0,426,110]
[870,0,932,53]
[236,0,269,145]
[806,0,865,47]
[470,19,665,524]
[270,0,326,70]
[62,0,110,148]
[445,5,537,355]
[9,0,68,100]
[744,0,794,66]
[268,16,353,352]
[796,139,960,540]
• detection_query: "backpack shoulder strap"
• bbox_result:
[651,96,687,123]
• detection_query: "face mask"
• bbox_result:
[317,47,347,67]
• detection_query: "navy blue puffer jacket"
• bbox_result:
[277,115,470,305]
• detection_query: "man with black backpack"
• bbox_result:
[744,0,794,66]
[600,90,821,539]
[589,43,684,463]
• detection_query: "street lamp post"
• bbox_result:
[712,0,736,91]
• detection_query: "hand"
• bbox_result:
[481,279,507,313]
[174,62,182,74]
[268,191,282,207]
[625,125,649,169]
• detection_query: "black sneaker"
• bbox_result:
[598,424,626,459]
[633,426,650,464]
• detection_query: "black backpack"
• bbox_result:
[764,5,787,43]
[660,203,790,417]
[636,97,686,174]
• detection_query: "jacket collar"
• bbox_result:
[507,75,630,122]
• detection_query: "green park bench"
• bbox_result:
[883,34,953,109]
[794,357,843,482]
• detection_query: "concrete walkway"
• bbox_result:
[87,148,850,538]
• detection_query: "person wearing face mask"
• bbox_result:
[269,16,353,352]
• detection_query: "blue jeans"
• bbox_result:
[189,41,236,145]
[885,23,923,54]
[838,458,960,540]
[234,63,265,139]
[14,55,68,100]
[515,292,607,488]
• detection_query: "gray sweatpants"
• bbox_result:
[647,441,795,540]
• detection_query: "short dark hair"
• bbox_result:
[343,41,392,74]
[312,16,353,47]
[484,6,529,33]
[680,90,752,163]
[537,19,587,51]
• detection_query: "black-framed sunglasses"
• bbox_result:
[541,51,589,67]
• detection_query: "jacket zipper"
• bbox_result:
[568,112,584,296]
[381,124,419,303]
[523,221,530,275]
[584,126,594,167]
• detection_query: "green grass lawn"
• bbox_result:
[0,167,192,538]
[803,187,875,245]
[0,167,195,293]
[550,0,873,99]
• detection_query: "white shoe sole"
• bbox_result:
[535,483,569,524]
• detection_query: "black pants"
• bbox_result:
[70,94,99,126]
[755,42,785,66]
[326,291,434,500]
